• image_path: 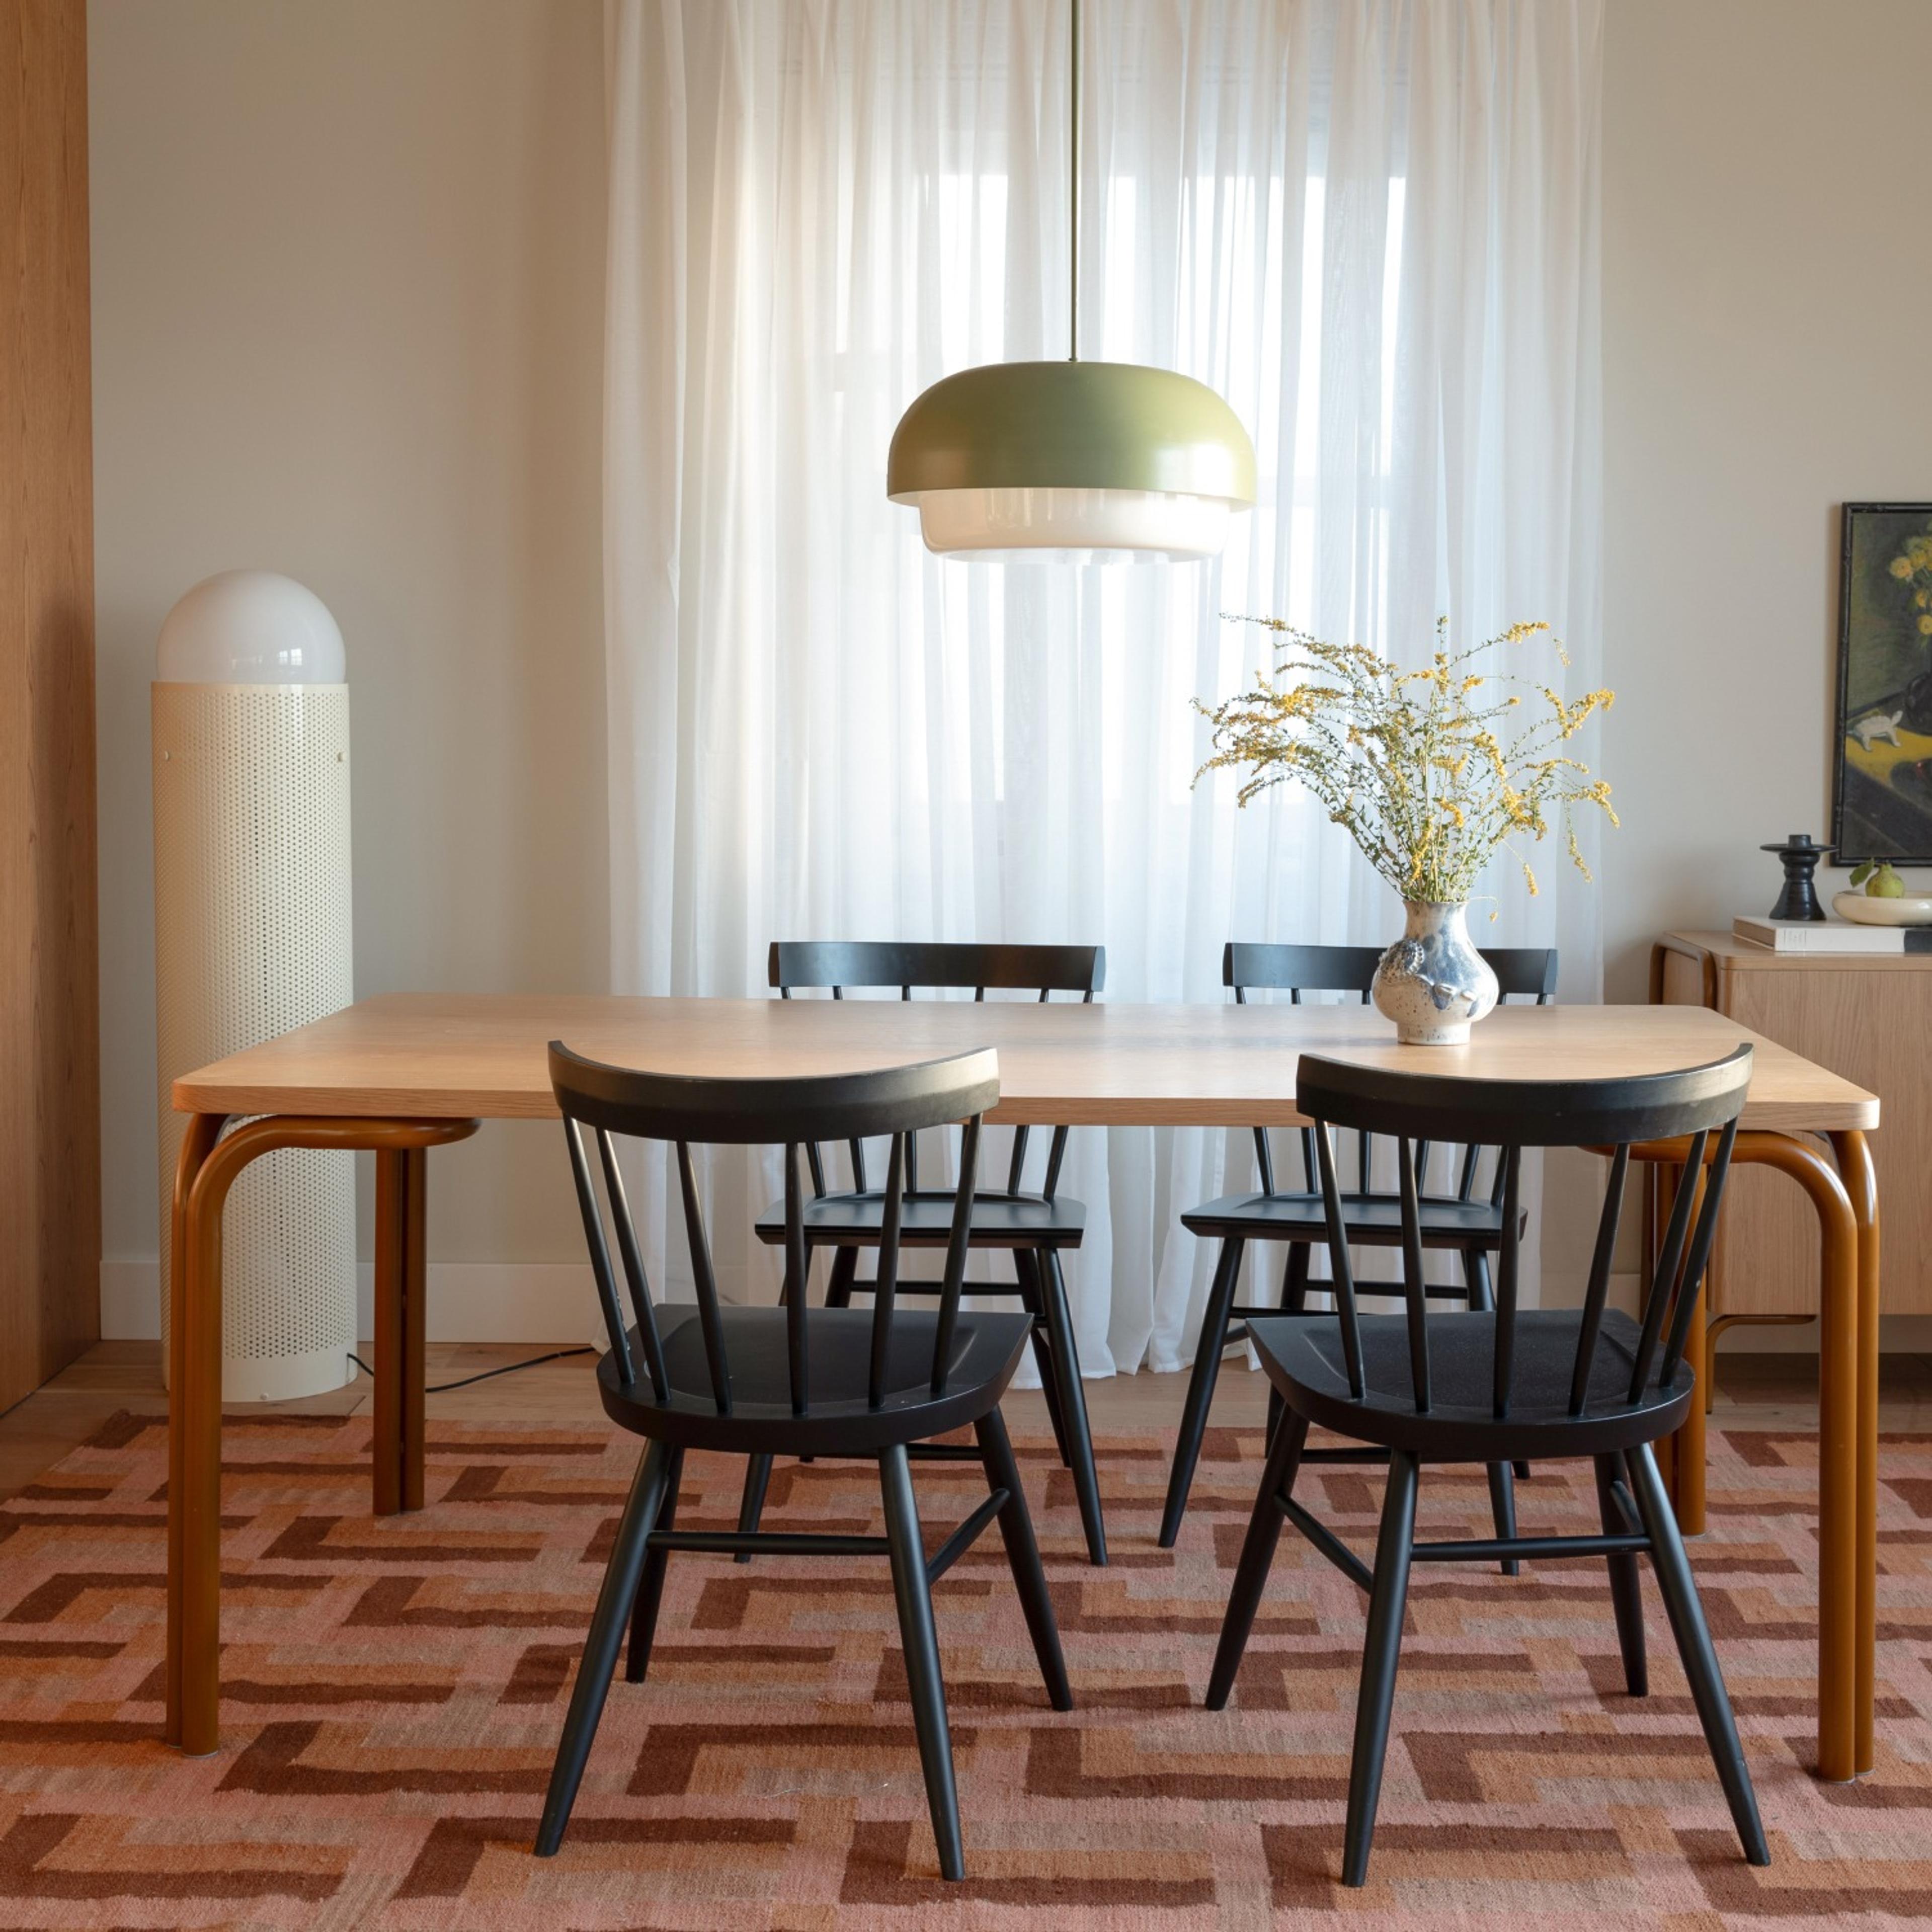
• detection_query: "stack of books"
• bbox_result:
[1733,914,1932,954]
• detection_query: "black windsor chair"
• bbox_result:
[1206,1045,1768,1886]
[1158,942,1559,1554]
[537,1042,1072,1882]
[739,940,1108,1565]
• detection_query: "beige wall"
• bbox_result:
[90,0,608,1336]
[1601,0,1932,999]
[89,0,1932,1336]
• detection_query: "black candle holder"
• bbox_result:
[1761,833,1830,922]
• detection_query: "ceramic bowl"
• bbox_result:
[1832,889,1932,926]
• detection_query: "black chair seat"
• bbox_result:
[598,1305,1034,1454]
[1248,1307,1692,1463]
[1182,1189,1512,1245]
[756,1188,1086,1251]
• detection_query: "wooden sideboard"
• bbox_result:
[1656,932,1923,1355]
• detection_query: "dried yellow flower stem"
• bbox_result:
[1194,615,1616,903]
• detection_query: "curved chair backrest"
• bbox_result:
[1224,942,1556,1004]
[1293,1044,1753,1419]
[771,940,1104,1002]
[549,1043,1000,1415]
[1224,940,1559,1202]
[769,940,1102,1198]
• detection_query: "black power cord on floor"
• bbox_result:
[345,1347,596,1395]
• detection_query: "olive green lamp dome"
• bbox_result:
[888,360,1256,562]
[886,0,1256,563]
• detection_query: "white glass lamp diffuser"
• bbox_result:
[152,571,357,1401]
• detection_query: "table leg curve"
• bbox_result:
[1626,1130,1863,1784]
[1728,1131,1861,1784]
[167,1113,478,1757]
[164,1111,226,1750]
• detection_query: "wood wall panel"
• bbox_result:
[0,0,101,1410]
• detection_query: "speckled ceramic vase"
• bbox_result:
[1371,901,1499,1046]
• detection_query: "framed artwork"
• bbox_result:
[1833,502,1932,861]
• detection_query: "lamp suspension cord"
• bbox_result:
[1069,0,1081,362]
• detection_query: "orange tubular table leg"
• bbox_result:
[1733,1133,1859,1784]
[1666,1165,1710,1531]
[1828,1129,1880,1778]
[1630,1129,1865,1783]
[166,1114,477,1757]
[164,1112,227,1751]
[372,1147,431,1516]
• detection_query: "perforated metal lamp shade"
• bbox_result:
[887,359,1258,562]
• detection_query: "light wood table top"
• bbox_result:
[173,993,1879,1134]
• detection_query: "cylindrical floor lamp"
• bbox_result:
[153,571,357,1400]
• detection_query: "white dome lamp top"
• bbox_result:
[155,571,346,685]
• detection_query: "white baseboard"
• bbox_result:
[99,1259,600,1345]
[99,1259,1932,1356]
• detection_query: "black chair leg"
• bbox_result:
[1280,1242,1312,1314]
[1205,1408,1309,1708]
[878,1441,964,1881]
[825,1245,858,1308]
[1486,1460,1520,1579]
[625,1445,683,1682]
[1462,1247,1528,1503]
[975,1406,1072,1710]
[1464,1245,1494,1311]
[536,1440,671,1856]
[1264,1245,1312,1445]
[1159,1237,1244,1548]
[1626,1440,1768,1865]
[733,1453,773,1565]
[1341,1447,1420,1889]
[1595,1451,1648,1697]
[1040,1249,1106,1567]
[1016,1251,1072,1468]
[793,1249,855,1469]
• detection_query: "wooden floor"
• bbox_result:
[0,1338,1921,1504]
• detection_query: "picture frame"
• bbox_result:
[1832,502,1932,862]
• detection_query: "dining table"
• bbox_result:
[163,992,1880,1784]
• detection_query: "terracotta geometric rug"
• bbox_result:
[0,1410,1927,1928]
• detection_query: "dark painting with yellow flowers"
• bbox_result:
[1834,503,1932,861]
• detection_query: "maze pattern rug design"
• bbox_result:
[0,1410,1925,1927]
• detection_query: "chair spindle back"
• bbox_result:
[550,1043,1001,1413]
[1294,1044,1752,1419]
[1224,942,1558,1202]
[769,941,1102,1199]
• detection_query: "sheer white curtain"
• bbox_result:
[602,0,1604,1371]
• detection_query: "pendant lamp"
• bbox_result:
[887,0,1256,562]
